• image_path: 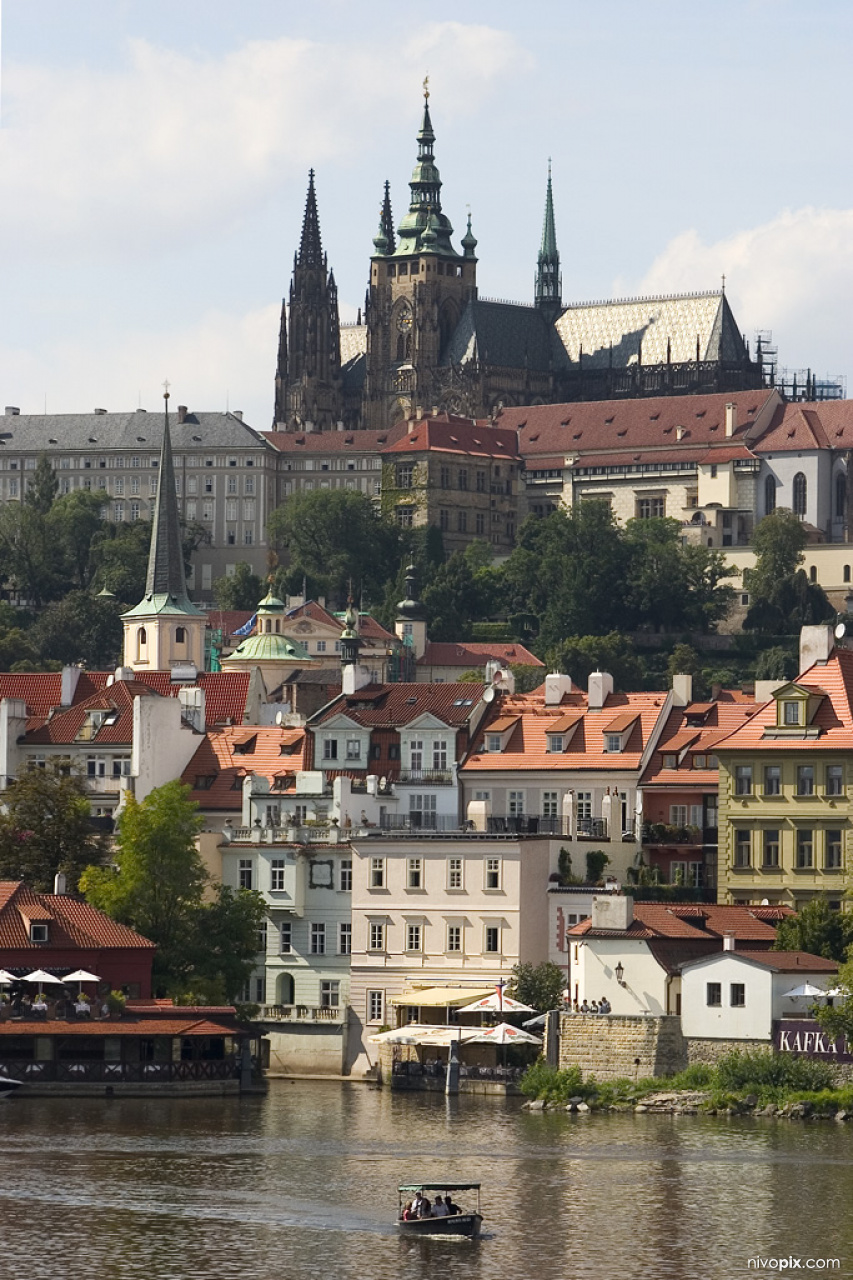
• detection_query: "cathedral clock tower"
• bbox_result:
[362,84,478,428]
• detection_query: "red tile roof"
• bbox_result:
[262,423,408,453]
[714,648,853,753]
[498,390,778,460]
[0,1014,242,1036]
[24,680,159,746]
[0,672,104,719]
[0,882,155,951]
[722,950,838,973]
[568,901,793,942]
[382,415,521,460]
[639,696,761,787]
[418,642,543,669]
[182,725,308,809]
[312,682,486,729]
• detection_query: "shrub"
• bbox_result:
[715,1049,835,1096]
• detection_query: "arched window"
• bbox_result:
[793,472,807,517]
[844,565,851,584]
[175,626,186,645]
[836,472,847,520]
[809,565,817,583]
[136,627,147,660]
[266,619,272,633]
[764,474,776,515]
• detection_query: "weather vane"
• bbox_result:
[162,378,170,400]
[423,74,429,101]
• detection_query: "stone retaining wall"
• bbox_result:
[558,1014,686,1080]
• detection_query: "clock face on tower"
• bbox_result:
[396,307,413,334]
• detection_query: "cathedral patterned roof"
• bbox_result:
[553,290,746,368]
[441,300,565,372]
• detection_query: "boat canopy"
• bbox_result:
[398,1182,481,1193]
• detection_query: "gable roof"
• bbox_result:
[0,410,269,452]
[553,290,747,367]
[262,423,407,454]
[682,949,838,974]
[310,682,486,730]
[441,299,566,372]
[418,641,543,669]
[0,882,155,951]
[714,648,853,753]
[0,672,103,720]
[382,416,520,460]
[639,695,761,787]
[182,725,308,809]
[568,901,793,942]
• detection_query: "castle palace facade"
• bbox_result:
[273,90,763,432]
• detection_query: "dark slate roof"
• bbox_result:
[441,300,566,372]
[0,410,271,452]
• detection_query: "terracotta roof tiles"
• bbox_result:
[0,882,155,951]
[418,642,543,669]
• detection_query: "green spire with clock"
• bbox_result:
[393,79,460,259]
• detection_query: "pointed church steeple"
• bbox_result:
[298,169,324,269]
[394,80,457,256]
[535,161,562,317]
[122,387,205,672]
[380,180,396,255]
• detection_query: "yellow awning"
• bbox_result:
[390,986,495,1008]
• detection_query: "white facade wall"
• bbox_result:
[131,695,201,803]
[572,937,671,1015]
[680,953,836,1040]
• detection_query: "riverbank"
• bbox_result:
[519,1051,853,1119]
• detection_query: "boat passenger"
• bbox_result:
[401,1201,415,1221]
[418,1196,432,1219]
[432,1197,449,1218]
[445,1195,461,1216]
[411,1191,425,1217]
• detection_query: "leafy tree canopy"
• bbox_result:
[213,562,264,611]
[772,900,853,962]
[507,961,565,1012]
[0,761,110,892]
[546,631,644,693]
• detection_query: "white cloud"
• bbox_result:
[634,207,853,377]
[0,24,528,261]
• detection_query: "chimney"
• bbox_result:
[676,425,685,441]
[725,402,737,437]
[544,672,573,706]
[591,894,633,931]
[587,670,614,711]
[60,665,81,708]
[671,673,693,707]
[799,623,834,670]
[722,931,735,952]
[177,405,188,423]
[432,406,439,417]
[407,418,416,434]
[5,406,20,416]
[53,872,67,895]
[232,410,243,421]
[94,407,107,415]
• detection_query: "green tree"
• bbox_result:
[32,591,124,668]
[816,953,853,1045]
[49,491,106,590]
[546,632,644,692]
[90,520,153,602]
[0,502,65,606]
[213,562,264,611]
[507,961,565,1011]
[190,883,266,1002]
[772,899,853,962]
[747,509,807,596]
[585,850,610,883]
[0,761,109,891]
[25,454,59,515]
[80,781,207,990]
[754,645,798,681]
[268,488,401,606]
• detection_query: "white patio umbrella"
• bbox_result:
[782,983,829,999]
[0,969,16,985]
[22,969,63,999]
[825,987,848,999]
[369,1024,441,1044]
[63,969,101,1000]
[466,1021,543,1046]
[456,992,536,1015]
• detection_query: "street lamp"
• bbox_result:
[615,961,625,986]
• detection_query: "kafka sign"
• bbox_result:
[774,1020,853,1062]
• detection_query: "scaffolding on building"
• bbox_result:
[755,331,846,401]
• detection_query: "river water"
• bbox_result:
[0,1082,851,1280]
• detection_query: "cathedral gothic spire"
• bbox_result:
[535,161,561,317]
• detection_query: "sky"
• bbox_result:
[1,0,853,429]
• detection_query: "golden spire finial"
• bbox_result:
[423,74,429,102]
[162,378,170,401]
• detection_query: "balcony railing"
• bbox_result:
[379,814,461,833]
[259,1004,345,1023]
[370,814,609,840]
[642,822,704,846]
[397,768,455,786]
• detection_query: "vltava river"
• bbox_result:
[0,1082,851,1280]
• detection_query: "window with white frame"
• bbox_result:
[447,857,463,890]
[254,976,266,1004]
[542,791,558,818]
[339,923,352,955]
[446,923,462,953]
[409,794,437,829]
[111,757,131,778]
[369,921,385,951]
[546,734,564,753]
[323,738,338,760]
[409,739,424,771]
[484,857,501,890]
[406,858,423,889]
[369,858,385,888]
[279,921,293,954]
[484,925,500,954]
[367,990,384,1023]
[238,859,253,890]
[320,981,340,1009]
[577,792,592,821]
[508,790,525,816]
[473,790,491,803]
[257,920,268,954]
[670,805,688,827]
[345,739,361,761]
[432,740,448,770]
[605,734,622,754]
[310,923,326,955]
[486,734,502,753]
[270,859,285,892]
[406,923,422,952]
[339,859,352,891]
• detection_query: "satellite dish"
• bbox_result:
[483,687,496,703]
[835,621,847,641]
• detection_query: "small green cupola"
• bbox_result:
[461,211,478,259]
[339,595,362,667]
[395,564,428,660]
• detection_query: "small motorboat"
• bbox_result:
[0,1070,22,1100]
[396,1182,483,1237]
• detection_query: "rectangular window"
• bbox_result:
[369,922,385,952]
[475,512,485,535]
[111,757,131,778]
[486,733,502,753]
[406,858,422,889]
[238,859,253,890]
[796,829,814,868]
[339,859,352,892]
[670,805,688,827]
[706,982,722,1007]
[114,477,124,496]
[279,922,292,954]
[369,858,385,889]
[367,990,384,1023]
[310,923,326,955]
[254,977,266,1005]
[508,790,525,816]
[730,984,746,1008]
[113,502,124,522]
[447,857,463,890]
[397,463,414,489]
[763,766,781,796]
[484,926,500,954]
[245,475,255,495]
[688,862,704,888]
[476,469,486,492]
[734,765,753,796]
[227,475,237,494]
[826,765,844,796]
[446,924,462,953]
[440,465,450,489]
[409,739,424,771]
[130,502,141,521]
[409,794,437,829]
[734,830,751,868]
[320,980,340,1010]
[270,858,285,891]
[797,765,815,796]
[458,468,468,491]
[345,739,361,761]
[257,920,268,954]
[637,496,665,519]
[782,700,801,725]
[605,734,622,754]
[439,508,449,531]
[825,829,842,870]
[396,506,414,528]
[670,861,687,886]
[546,734,564,754]
[542,791,558,818]
[485,857,501,890]
[762,830,780,868]
[226,500,238,521]
[323,739,338,760]
[432,740,448,770]
[406,923,422,952]
[457,510,467,532]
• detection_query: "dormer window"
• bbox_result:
[605,734,623,754]
[486,734,502,753]
[782,700,802,726]
[663,753,677,768]
[30,923,49,943]
[546,734,564,754]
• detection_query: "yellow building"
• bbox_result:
[716,629,852,908]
